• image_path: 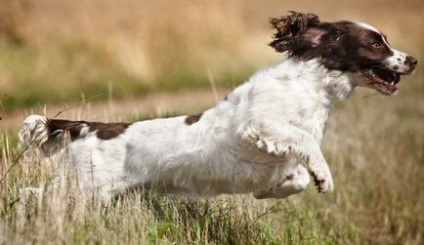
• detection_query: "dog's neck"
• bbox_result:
[267,58,356,102]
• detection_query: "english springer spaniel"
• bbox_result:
[19,12,417,202]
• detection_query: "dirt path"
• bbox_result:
[1,88,231,132]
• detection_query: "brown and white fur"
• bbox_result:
[19,12,417,203]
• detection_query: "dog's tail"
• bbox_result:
[18,115,50,151]
[19,115,129,156]
[18,115,72,156]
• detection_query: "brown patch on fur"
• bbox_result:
[87,122,130,140]
[340,21,393,60]
[184,113,203,125]
[46,119,88,140]
[269,11,320,53]
[308,170,325,192]
[269,12,401,73]
[46,119,130,141]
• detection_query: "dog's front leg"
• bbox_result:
[241,121,334,193]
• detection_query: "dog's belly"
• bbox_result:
[124,142,296,196]
[131,158,288,196]
[123,147,266,195]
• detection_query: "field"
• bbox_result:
[1,0,423,244]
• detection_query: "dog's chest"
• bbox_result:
[291,102,332,143]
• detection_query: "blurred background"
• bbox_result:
[0,0,423,244]
[0,0,422,115]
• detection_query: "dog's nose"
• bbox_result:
[405,56,418,69]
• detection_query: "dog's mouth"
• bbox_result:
[361,68,401,95]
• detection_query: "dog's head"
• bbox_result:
[269,11,417,95]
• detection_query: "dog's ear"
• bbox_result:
[269,11,321,53]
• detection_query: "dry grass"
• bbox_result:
[0,0,423,244]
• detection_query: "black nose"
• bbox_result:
[406,56,418,68]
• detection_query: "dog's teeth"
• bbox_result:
[390,82,394,85]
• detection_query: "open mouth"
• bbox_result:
[361,68,401,95]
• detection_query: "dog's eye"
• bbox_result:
[372,42,383,49]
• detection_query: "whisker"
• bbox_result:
[362,92,378,99]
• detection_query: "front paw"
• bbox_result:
[310,168,334,193]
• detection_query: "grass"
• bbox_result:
[1,0,424,244]
[0,39,151,111]
[0,154,358,245]
[0,38,250,112]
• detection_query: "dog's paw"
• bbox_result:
[241,126,272,152]
[241,125,261,144]
[310,168,334,193]
[253,191,271,199]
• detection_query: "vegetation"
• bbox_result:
[0,0,423,244]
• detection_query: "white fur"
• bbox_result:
[20,58,359,202]
[355,21,380,33]
[19,115,48,150]
[384,49,411,73]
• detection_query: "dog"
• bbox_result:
[18,12,417,202]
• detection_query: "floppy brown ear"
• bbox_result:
[269,11,320,53]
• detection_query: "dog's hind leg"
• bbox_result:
[254,165,310,199]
